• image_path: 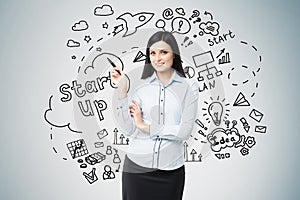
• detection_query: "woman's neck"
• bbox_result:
[156,69,174,86]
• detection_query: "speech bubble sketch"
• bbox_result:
[94,4,114,16]
[175,7,185,16]
[44,95,82,133]
[171,17,191,34]
[162,8,173,20]
[155,19,166,31]
[199,21,220,36]
[66,39,80,48]
[116,12,154,37]
[72,20,89,31]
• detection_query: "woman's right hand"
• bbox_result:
[110,67,129,99]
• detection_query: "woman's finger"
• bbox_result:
[132,100,140,110]
[111,70,119,77]
[129,105,135,110]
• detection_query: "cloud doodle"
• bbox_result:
[199,21,220,36]
[44,95,82,133]
[72,20,89,31]
[66,39,80,47]
[94,5,114,16]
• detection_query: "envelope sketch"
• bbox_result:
[255,125,267,133]
[97,129,108,140]
[249,109,264,122]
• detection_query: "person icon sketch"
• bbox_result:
[106,145,112,155]
[110,31,199,200]
[113,153,121,164]
[103,165,115,180]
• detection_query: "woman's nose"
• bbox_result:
[155,53,161,61]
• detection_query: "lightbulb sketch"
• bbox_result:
[208,102,223,126]
[192,50,223,81]
[202,96,230,126]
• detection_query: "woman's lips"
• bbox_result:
[154,62,164,67]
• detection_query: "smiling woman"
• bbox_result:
[149,41,175,80]
[110,31,199,200]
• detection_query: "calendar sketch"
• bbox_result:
[66,139,89,159]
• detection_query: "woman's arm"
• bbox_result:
[129,100,150,133]
[111,67,136,135]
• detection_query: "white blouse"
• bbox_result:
[115,70,199,170]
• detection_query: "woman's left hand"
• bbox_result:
[129,100,143,125]
[129,100,149,133]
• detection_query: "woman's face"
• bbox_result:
[149,41,174,74]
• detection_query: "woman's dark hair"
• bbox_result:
[141,31,186,79]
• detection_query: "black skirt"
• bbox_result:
[122,156,185,200]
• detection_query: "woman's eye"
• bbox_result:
[150,52,155,55]
[161,51,168,54]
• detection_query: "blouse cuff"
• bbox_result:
[116,97,129,112]
[149,123,163,139]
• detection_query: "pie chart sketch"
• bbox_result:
[184,66,195,79]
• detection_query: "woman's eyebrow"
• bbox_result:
[150,48,170,51]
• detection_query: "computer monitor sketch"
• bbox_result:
[192,51,223,81]
[193,51,215,67]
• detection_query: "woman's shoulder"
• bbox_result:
[177,74,198,88]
